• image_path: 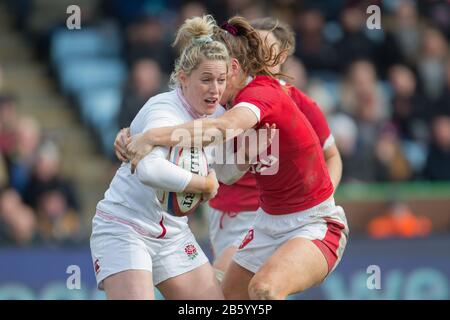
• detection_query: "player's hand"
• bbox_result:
[202,170,219,201]
[114,127,130,162]
[255,123,277,161]
[126,133,154,174]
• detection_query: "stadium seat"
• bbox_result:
[78,87,122,127]
[51,28,121,67]
[59,58,127,96]
[78,87,122,156]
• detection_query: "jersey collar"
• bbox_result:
[176,87,205,119]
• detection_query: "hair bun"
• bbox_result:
[192,35,213,45]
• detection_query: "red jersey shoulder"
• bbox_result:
[235,76,280,103]
[284,84,331,148]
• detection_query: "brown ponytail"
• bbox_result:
[250,17,296,56]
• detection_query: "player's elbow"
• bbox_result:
[136,166,158,188]
[136,159,162,189]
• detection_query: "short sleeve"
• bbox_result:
[233,85,278,124]
[289,86,332,149]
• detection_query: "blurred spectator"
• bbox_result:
[0,65,4,91]
[224,0,257,16]
[0,94,19,157]
[340,60,389,122]
[328,113,369,182]
[335,5,378,71]
[423,115,450,181]
[307,80,336,115]
[417,27,448,101]
[390,0,422,66]
[388,64,430,175]
[374,125,412,181]
[368,201,432,239]
[420,0,450,39]
[105,0,168,27]
[294,9,339,73]
[434,57,450,117]
[338,60,392,181]
[281,56,308,90]
[0,155,8,188]
[22,142,83,244]
[170,1,207,40]
[240,3,266,21]
[8,116,42,195]
[0,188,38,246]
[118,58,164,129]
[388,64,430,141]
[178,1,207,23]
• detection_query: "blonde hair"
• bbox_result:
[169,15,230,89]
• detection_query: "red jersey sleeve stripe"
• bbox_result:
[323,134,335,150]
[233,102,261,123]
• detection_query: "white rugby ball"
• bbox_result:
[157,146,208,217]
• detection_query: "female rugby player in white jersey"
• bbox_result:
[90,15,242,300]
[124,16,349,300]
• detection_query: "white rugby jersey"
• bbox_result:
[96,89,230,238]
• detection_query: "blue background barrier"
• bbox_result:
[1,235,449,300]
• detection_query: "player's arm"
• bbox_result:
[290,86,343,190]
[127,106,259,173]
[323,141,342,190]
[135,104,219,198]
[142,106,258,147]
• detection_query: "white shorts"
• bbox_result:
[90,211,209,290]
[208,206,257,259]
[233,197,349,275]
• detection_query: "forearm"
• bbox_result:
[142,107,258,148]
[136,156,193,192]
[143,118,232,148]
[326,154,342,191]
[136,152,215,194]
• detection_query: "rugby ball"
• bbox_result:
[157,146,208,217]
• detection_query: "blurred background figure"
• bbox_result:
[118,58,164,130]
[0,0,449,300]
[281,56,308,91]
[368,201,432,239]
[23,141,82,245]
[8,116,42,196]
[0,188,37,246]
[424,115,450,181]
[125,15,173,74]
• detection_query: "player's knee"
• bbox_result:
[248,278,283,300]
